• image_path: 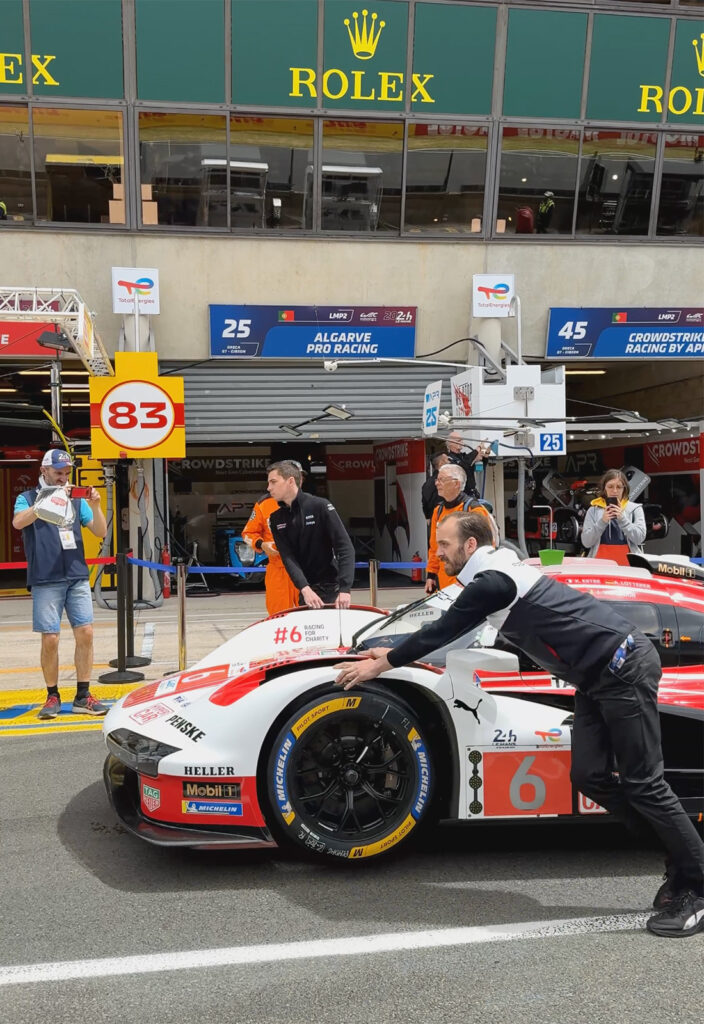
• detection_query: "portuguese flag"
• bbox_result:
[278,310,295,322]
[612,312,628,323]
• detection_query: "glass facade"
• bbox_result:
[0,1,701,241]
[33,108,124,224]
[405,125,488,234]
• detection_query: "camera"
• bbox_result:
[70,486,91,499]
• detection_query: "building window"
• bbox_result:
[228,116,313,230]
[404,124,488,235]
[0,106,32,223]
[657,134,704,238]
[319,120,402,233]
[496,127,579,235]
[33,108,124,225]
[139,112,226,227]
[576,130,656,236]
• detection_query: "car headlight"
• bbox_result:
[106,729,180,778]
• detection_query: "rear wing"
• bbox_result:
[627,553,704,585]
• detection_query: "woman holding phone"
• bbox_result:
[581,468,646,564]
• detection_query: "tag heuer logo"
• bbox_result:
[142,784,161,813]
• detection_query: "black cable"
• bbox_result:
[419,336,478,358]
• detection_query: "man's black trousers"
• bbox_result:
[570,633,704,895]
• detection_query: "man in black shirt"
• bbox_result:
[335,511,704,940]
[267,460,355,609]
[446,431,481,498]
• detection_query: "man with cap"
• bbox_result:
[12,448,108,719]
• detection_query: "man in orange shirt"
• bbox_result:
[426,464,496,593]
[242,493,298,615]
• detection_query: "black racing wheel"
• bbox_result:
[265,688,434,860]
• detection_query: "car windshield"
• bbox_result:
[351,586,493,666]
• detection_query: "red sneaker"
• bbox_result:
[38,694,61,719]
[72,693,109,716]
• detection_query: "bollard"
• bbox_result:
[177,562,187,671]
[109,552,150,669]
[99,551,145,684]
[369,558,379,607]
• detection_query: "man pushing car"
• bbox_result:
[335,511,704,940]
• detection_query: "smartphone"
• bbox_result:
[70,486,91,499]
[606,496,620,506]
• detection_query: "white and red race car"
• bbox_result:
[103,555,704,860]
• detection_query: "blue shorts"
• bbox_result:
[32,579,94,634]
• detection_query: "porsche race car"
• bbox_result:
[103,553,704,860]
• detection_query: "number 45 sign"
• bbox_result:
[90,352,185,459]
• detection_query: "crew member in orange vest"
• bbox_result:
[426,464,496,593]
[242,492,299,615]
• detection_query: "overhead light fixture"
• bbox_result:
[322,404,353,420]
[565,369,606,376]
[41,387,89,393]
[37,329,74,352]
[0,388,17,393]
[612,410,647,423]
[279,424,302,437]
[656,417,687,430]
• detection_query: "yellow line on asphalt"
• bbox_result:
[0,663,110,675]
[0,684,143,738]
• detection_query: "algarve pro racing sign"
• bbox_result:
[209,305,416,359]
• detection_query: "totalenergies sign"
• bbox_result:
[290,7,434,105]
[89,353,185,460]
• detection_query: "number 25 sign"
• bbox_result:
[90,352,185,459]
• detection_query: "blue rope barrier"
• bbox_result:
[126,555,429,575]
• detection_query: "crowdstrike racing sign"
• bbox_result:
[209,305,416,358]
[546,308,704,359]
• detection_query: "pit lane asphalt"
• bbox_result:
[2,733,701,1024]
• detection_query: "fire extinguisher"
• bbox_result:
[411,551,423,583]
[161,546,172,599]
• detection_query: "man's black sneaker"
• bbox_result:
[653,869,677,910]
[72,693,109,716]
[646,891,704,938]
[38,694,61,719]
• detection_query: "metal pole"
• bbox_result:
[110,550,150,668]
[369,558,379,607]
[99,551,144,683]
[49,358,62,444]
[134,293,140,353]
[516,458,529,558]
[178,562,187,670]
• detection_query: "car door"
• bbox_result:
[673,605,704,667]
[600,599,678,667]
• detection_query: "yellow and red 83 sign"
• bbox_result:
[90,352,185,459]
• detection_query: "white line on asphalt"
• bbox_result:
[140,622,156,660]
[0,913,649,987]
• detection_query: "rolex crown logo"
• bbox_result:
[694,33,704,78]
[344,9,385,60]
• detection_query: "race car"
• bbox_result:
[102,553,704,860]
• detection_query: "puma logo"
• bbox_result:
[453,698,483,723]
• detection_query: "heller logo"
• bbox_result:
[345,9,385,60]
[278,310,295,322]
[612,312,628,323]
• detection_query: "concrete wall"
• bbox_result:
[2,229,702,363]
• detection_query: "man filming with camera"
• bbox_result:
[12,449,108,719]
